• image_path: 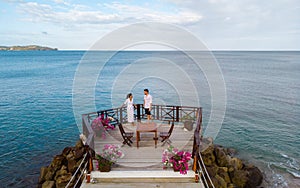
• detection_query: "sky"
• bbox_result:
[0,0,300,50]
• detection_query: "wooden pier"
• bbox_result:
[72,105,214,188]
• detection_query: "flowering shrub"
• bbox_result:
[162,145,178,167]
[162,145,192,175]
[96,144,124,167]
[91,114,115,133]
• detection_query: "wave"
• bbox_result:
[266,162,289,187]
[265,153,300,187]
[287,170,300,178]
[280,153,289,158]
[279,153,300,172]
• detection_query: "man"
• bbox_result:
[143,89,152,120]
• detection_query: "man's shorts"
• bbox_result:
[145,108,151,115]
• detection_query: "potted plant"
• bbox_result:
[96,144,124,172]
[162,145,192,174]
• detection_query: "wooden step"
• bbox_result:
[90,170,196,183]
[81,182,203,188]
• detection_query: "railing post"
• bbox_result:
[136,104,141,122]
[120,107,123,123]
[156,105,159,120]
[176,106,179,122]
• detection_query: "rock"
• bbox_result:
[66,151,75,161]
[217,167,231,184]
[44,169,56,181]
[201,145,216,166]
[42,181,55,188]
[76,159,83,168]
[216,174,228,188]
[244,165,263,188]
[214,146,230,167]
[228,157,243,170]
[206,165,218,177]
[39,166,48,183]
[75,139,84,149]
[38,139,90,188]
[54,166,68,181]
[62,147,72,157]
[226,148,237,156]
[211,174,227,188]
[199,143,263,188]
[230,169,248,188]
[74,148,85,160]
[55,173,72,188]
[67,158,77,174]
[49,155,66,172]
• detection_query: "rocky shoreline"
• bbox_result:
[38,140,87,188]
[38,140,263,188]
[201,144,263,188]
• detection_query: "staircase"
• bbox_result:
[81,170,204,188]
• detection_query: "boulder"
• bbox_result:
[62,147,72,157]
[206,165,218,177]
[38,166,48,183]
[38,139,90,188]
[67,158,77,174]
[226,148,237,156]
[42,181,55,188]
[217,167,231,184]
[66,152,75,161]
[54,165,68,181]
[55,173,72,188]
[74,148,85,160]
[75,139,84,149]
[214,146,230,167]
[201,145,216,166]
[211,174,227,188]
[230,169,248,188]
[49,155,66,172]
[76,159,83,169]
[199,143,263,188]
[228,157,243,170]
[44,169,56,181]
[244,165,263,188]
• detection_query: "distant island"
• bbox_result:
[0,45,58,51]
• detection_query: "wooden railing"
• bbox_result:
[94,104,200,124]
[82,114,95,149]
[192,108,215,188]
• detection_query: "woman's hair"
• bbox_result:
[126,93,133,99]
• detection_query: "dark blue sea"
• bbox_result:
[0,51,299,187]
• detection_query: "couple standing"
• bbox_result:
[123,89,152,125]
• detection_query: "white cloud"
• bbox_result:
[53,0,67,4]
[18,2,122,24]
[17,1,202,26]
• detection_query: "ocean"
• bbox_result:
[0,51,299,187]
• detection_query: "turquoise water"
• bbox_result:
[0,51,299,187]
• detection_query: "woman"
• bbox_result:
[123,93,135,125]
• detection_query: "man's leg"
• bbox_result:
[147,110,151,120]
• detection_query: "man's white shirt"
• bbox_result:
[144,94,152,108]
